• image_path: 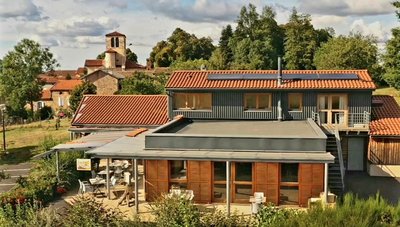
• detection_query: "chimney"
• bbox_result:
[277,57,283,121]
[277,57,282,86]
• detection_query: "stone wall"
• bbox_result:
[85,71,118,95]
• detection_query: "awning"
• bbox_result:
[33,130,132,159]
[86,131,335,163]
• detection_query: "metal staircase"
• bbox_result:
[326,131,345,195]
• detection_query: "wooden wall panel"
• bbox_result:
[369,138,400,165]
[254,163,279,205]
[145,160,169,202]
[187,161,212,203]
[299,164,324,207]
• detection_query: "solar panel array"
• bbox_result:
[207,73,359,80]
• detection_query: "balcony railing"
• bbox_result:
[312,111,370,130]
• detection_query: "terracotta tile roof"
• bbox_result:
[50,79,82,91]
[39,70,80,83]
[166,70,376,90]
[105,48,117,53]
[125,60,145,69]
[41,89,52,100]
[85,59,104,67]
[76,67,86,76]
[105,31,126,37]
[72,95,169,126]
[370,95,400,136]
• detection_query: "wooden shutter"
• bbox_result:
[254,163,279,205]
[187,161,212,203]
[145,160,169,202]
[299,163,324,207]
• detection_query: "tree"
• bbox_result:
[218,25,233,69]
[171,59,209,70]
[383,2,400,89]
[119,72,164,95]
[314,33,382,85]
[69,81,96,112]
[283,8,331,70]
[126,48,138,63]
[229,4,284,69]
[0,39,58,116]
[149,28,215,67]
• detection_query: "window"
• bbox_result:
[288,93,303,111]
[280,163,299,205]
[58,97,64,107]
[318,94,348,125]
[233,162,253,202]
[244,93,272,110]
[174,93,211,110]
[213,162,226,201]
[37,101,44,109]
[111,37,115,47]
[115,37,119,48]
[169,160,187,190]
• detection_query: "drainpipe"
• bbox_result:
[277,57,283,121]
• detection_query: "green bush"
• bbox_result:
[151,194,202,227]
[384,70,400,90]
[201,208,250,227]
[38,106,53,120]
[63,195,135,227]
[0,203,59,227]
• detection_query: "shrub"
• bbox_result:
[0,203,59,227]
[62,195,131,227]
[151,194,202,227]
[38,106,53,120]
[201,208,251,227]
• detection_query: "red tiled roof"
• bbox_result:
[125,60,145,69]
[41,89,52,100]
[50,80,82,91]
[105,31,126,37]
[166,70,376,90]
[370,95,400,136]
[105,48,117,53]
[76,67,86,76]
[72,95,169,126]
[85,59,104,67]
[39,70,80,83]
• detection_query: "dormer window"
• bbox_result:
[174,93,211,110]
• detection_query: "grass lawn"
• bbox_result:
[0,118,70,165]
[373,87,400,104]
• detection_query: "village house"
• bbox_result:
[82,31,147,95]
[34,70,83,112]
[49,79,82,111]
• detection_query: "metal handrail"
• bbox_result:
[334,129,345,188]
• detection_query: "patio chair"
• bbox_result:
[78,179,93,194]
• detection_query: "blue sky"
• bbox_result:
[0,0,398,69]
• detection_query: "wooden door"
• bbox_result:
[145,160,169,202]
[187,161,212,203]
[254,163,279,205]
[298,164,324,207]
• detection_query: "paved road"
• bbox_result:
[0,162,32,193]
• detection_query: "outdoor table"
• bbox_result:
[89,178,106,196]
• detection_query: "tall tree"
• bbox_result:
[229,4,284,69]
[383,1,400,89]
[283,8,319,70]
[69,81,97,112]
[149,28,214,67]
[218,25,233,69]
[314,33,383,84]
[0,39,58,115]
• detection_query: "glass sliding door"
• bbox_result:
[233,162,253,203]
[212,162,227,202]
[318,94,348,126]
[280,163,299,205]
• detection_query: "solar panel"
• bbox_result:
[207,73,359,80]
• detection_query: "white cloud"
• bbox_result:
[137,0,243,23]
[0,0,43,21]
[350,19,390,42]
[299,0,394,16]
